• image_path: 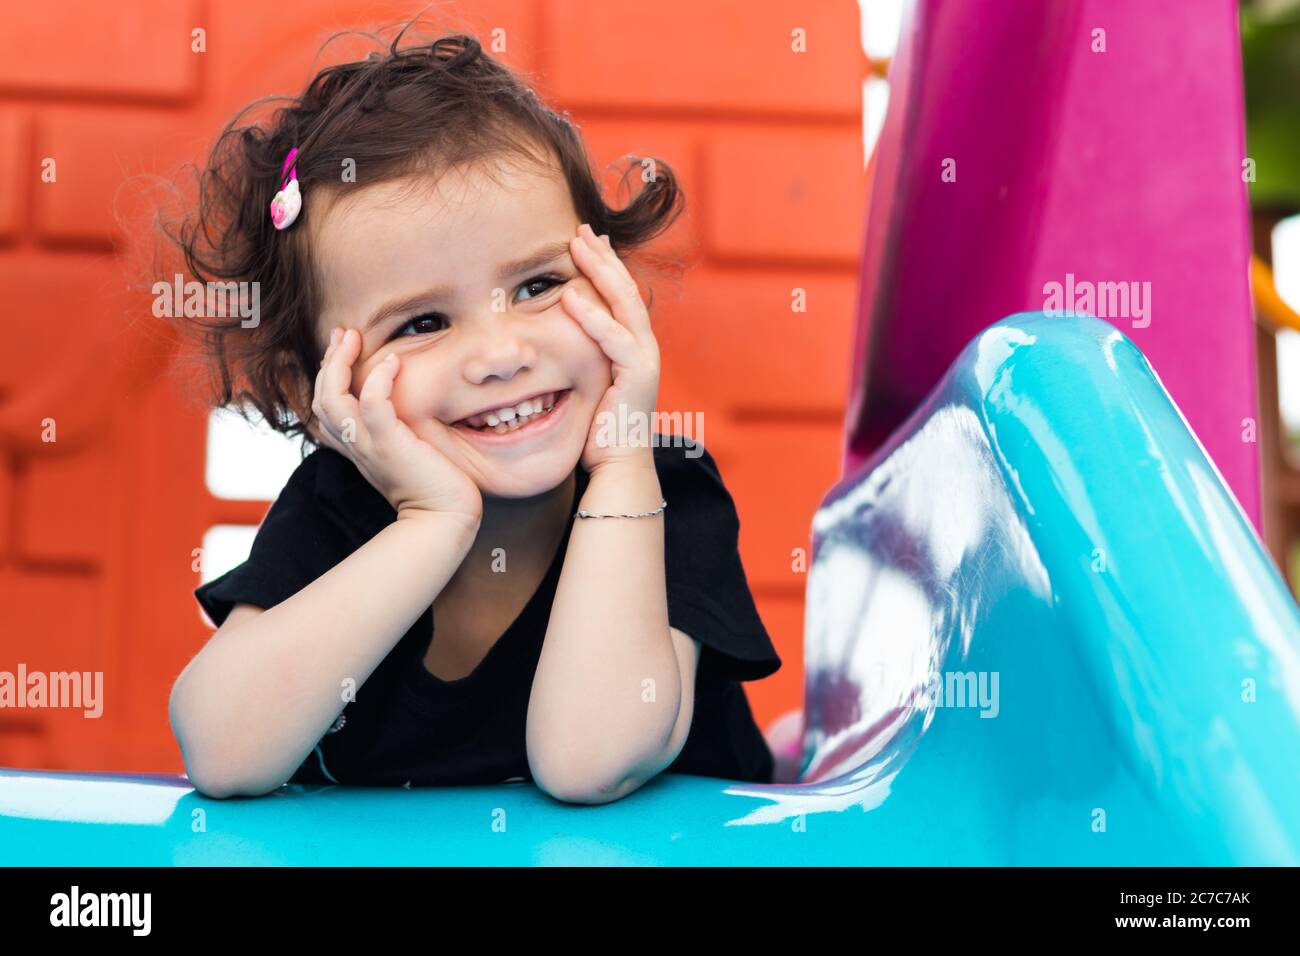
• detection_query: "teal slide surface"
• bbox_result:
[3,313,1297,865]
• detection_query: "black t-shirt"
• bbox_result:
[193,437,782,788]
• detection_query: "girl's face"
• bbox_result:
[307,155,612,500]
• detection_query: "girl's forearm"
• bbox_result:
[527,451,681,798]
[170,510,480,797]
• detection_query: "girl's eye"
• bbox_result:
[392,314,446,339]
[516,273,567,302]
[389,274,567,340]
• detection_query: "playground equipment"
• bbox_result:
[4,311,1299,865]
[3,0,1299,866]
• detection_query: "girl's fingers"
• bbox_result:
[561,288,639,366]
[314,326,347,406]
[315,329,351,411]
[316,328,365,443]
[357,351,403,441]
[318,329,342,388]
[313,331,331,405]
[571,226,651,338]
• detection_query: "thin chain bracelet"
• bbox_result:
[575,498,668,519]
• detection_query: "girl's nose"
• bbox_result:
[460,315,535,384]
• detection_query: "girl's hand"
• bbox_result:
[308,328,483,530]
[559,223,662,474]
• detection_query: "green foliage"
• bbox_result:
[1242,0,1300,209]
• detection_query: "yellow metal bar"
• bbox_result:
[1253,254,1300,334]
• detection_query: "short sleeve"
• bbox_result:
[658,441,781,683]
[194,455,342,629]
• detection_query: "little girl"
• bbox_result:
[167,29,781,802]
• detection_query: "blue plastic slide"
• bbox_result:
[3,313,1297,865]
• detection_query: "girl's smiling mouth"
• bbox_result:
[451,388,573,442]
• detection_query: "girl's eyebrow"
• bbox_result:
[362,239,574,331]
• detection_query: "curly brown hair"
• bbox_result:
[158,23,684,452]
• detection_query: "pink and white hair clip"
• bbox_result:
[269,147,302,231]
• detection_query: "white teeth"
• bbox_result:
[454,390,566,431]
[466,392,563,434]
[461,392,563,429]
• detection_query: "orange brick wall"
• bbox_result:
[0,0,867,773]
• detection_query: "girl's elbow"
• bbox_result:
[185,763,283,799]
[181,753,238,798]
[529,752,610,804]
[174,725,283,799]
[530,752,652,805]
[526,713,668,803]
[535,774,631,805]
